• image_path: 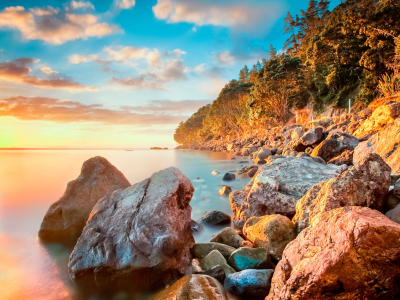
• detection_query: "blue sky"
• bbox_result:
[0,0,341,148]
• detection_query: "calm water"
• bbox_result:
[0,149,251,300]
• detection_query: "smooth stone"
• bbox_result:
[228,247,272,271]
[194,265,226,284]
[198,211,231,226]
[191,243,236,259]
[200,250,236,276]
[210,227,244,248]
[222,173,236,181]
[218,186,232,196]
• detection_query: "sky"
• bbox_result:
[0,0,341,149]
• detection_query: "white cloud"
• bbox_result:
[104,46,148,61]
[195,63,205,72]
[215,51,235,65]
[0,5,121,44]
[41,66,58,74]
[115,0,136,9]
[152,0,286,37]
[70,1,94,10]
[69,54,98,64]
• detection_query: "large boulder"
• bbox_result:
[267,207,400,300]
[152,275,228,300]
[254,148,272,164]
[229,156,347,228]
[311,132,359,162]
[300,127,324,146]
[225,269,274,300]
[293,153,391,233]
[38,157,130,244]
[68,167,195,291]
[353,118,400,174]
[243,215,296,261]
[353,101,400,138]
[327,150,354,166]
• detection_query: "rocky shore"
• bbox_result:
[38,100,400,299]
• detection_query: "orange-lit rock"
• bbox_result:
[267,207,400,300]
[38,156,130,244]
[293,153,391,233]
[311,132,359,162]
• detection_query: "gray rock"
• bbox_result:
[210,227,244,248]
[254,148,272,164]
[392,175,400,185]
[198,211,231,226]
[191,220,204,233]
[194,265,226,283]
[386,203,400,224]
[228,247,272,271]
[222,173,236,181]
[395,179,400,198]
[311,132,359,162]
[224,269,274,300]
[385,190,400,211]
[230,156,347,228]
[300,127,324,146]
[39,156,130,244]
[191,243,236,259]
[248,166,259,177]
[200,250,236,276]
[218,186,232,196]
[68,167,195,291]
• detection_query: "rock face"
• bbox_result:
[39,156,130,244]
[197,211,231,226]
[353,101,400,138]
[267,207,400,300]
[210,227,244,248]
[228,247,272,271]
[293,153,391,233]
[229,157,347,228]
[152,275,228,300]
[243,215,296,261]
[354,118,400,174]
[225,269,274,300]
[300,127,324,146]
[311,132,359,162]
[68,167,195,291]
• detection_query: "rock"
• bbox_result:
[282,140,307,154]
[311,132,359,162]
[290,127,304,141]
[310,156,326,165]
[327,150,354,166]
[200,250,236,276]
[243,215,296,261]
[191,243,236,259]
[254,148,272,164]
[193,266,226,283]
[353,101,400,138]
[354,118,400,174]
[68,167,195,291]
[229,156,347,228]
[212,171,220,175]
[225,269,274,300]
[385,190,400,211]
[152,275,228,300]
[190,220,204,233]
[307,117,334,129]
[293,153,391,233]
[218,186,232,196]
[386,203,400,224]
[222,173,236,181]
[267,207,400,300]
[198,211,231,226]
[210,227,244,248]
[392,174,400,185]
[395,179,400,198]
[228,247,272,271]
[38,157,130,244]
[248,166,259,177]
[305,147,313,154]
[300,127,324,146]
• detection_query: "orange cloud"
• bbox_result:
[0,6,121,44]
[0,58,96,90]
[0,96,189,125]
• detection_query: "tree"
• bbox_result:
[268,45,277,59]
[284,12,300,54]
[239,65,250,83]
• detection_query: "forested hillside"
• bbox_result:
[174,0,400,146]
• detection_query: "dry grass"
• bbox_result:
[377,68,400,99]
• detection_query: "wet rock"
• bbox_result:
[198,211,231,226]
[210,227,244,248]
[386,203,400,224]
[222,173,236,181]
[327,149,354,166]
[200,250,236,276]
[228,247,272,271]
[152,275,228,300]
[212,171,220,175]
[395,179,400,198]
[392,174,400,185]
[354,118,400,174]
[190,220,204,233]
[39,156,130,244]
[230,156,346,228]
[254,148,272,164]
[385,190,400,211]
[68,167,195,291]
[300,127,324,146]
[248,166,259,177]
[243,215,296,261]
[193,266,226,284]
[218,186,232,196]
[225,269,274,300]
[354,101,400,138]
[191,243,236,259]
[267,207,400,300]
[293,153,391,233]
[311,132,359,162]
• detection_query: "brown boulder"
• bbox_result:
[38,156,130,244]
[267,207,400,300]
[293,153,391,233]
[152,275,228,300]
[311,132,359,162]
[327,150,353,166]
[353,118,400,174]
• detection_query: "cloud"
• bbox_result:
[69,54,98,64]
[152,0,286,37]
[104,46,149,61]
[215,51,235,65]
[0,96,189,126]
[0,5,121,44]
[0,58,96,90]
[70,1,94,10]
[115,0,136,9]
[41,66,58,74]
[121,100,211,115]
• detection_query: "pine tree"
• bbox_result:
[249,65,258,83]
[239,65,250,83]
[256,60,262,71]
[284,12,300,54]
[268,45,277,59]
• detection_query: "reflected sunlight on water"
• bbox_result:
[0,150,251,299]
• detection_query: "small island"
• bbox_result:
[150,147,168,150]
